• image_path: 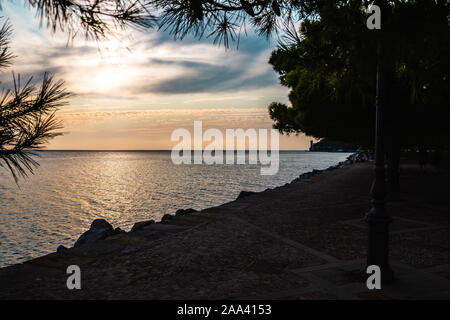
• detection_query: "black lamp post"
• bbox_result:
[365,1,394,284]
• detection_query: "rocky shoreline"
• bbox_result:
[58,153,360,254]
[2,157,449,299]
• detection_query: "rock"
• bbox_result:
[161,214,174,222]
[145,223,186,231]
[130,220,155,232]
[300,172,312,179]
[236,191,257,200]
[90,219,113,231]
[175,208,198,216]
[74,218,116,247]
[300,169,322,180]
[57,245,68,253]
[114,227,126,234]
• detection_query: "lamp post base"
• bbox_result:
[365,208,394,284]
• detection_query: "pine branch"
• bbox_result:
[0,22,70,182]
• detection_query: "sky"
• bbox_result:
[0,1,314,150]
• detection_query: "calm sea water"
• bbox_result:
[0,151,351,267]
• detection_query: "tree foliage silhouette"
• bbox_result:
[0,20,70,182]
[26,0,155,41]
[268,0,449,149]
[268,2,377,147]
[21,0,358,44]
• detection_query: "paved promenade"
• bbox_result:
[1,162,449,299]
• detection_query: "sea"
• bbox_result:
[0,151,351,267]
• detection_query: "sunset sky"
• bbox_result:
[1,1,314,150]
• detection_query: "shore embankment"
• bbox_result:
[63,155,359,251]
[1,159,449,299]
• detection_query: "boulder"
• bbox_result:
[300,169,322,179]
[161,214,174,222]
[114,227,126,234]
[236,191,257,200]
[130,220,155,232]
[57,245,68,253]
[300,172,312,179]
[74,219,116,247]
[90,219,113,230]
[175,208,198,216]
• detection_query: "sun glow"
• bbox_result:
[86,64,139,93]
[69,38,148,94]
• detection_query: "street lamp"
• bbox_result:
[365,1,394,284]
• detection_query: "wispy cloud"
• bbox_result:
[53,108,311,150]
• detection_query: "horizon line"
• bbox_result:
[35,149,311,152]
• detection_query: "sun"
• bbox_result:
[77,38,146,94]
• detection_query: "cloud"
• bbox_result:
[0,2,305,150]
[133,62,274,94]
[51,107,311,150]
[1,3,281,98]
